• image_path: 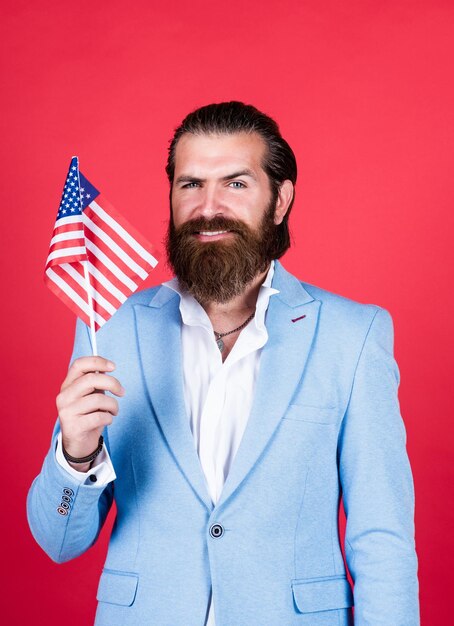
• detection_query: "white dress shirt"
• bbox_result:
[56,261,279,625]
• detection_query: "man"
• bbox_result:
[27,101,419,625]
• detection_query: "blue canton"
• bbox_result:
[57,157,100,219]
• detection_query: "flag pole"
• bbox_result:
[83,260,98,356]
[75,156,98,357]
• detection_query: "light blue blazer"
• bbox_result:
[27,261,419,625]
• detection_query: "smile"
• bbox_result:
[198,230,229,236]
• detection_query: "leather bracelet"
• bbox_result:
[62,435,104,464]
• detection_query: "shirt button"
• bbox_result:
[209,523,224,539]
[89,474,97,483]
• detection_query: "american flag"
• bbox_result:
[45,157,159,331]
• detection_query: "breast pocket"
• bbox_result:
[283,405,340,425]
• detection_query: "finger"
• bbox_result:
[57,373,124,415]
[78,411,115,431]
[61,356,116,390]
[63,411,115,438]
[61,394,119,421]
[59,372,124,405]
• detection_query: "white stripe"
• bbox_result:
[87,261,127,304]
[90,200,158,267]
[60,263,117,315]
[55,215,83,227]
[45,268,106,326]
[82,213,148,280]
[85,239,138,292]
[50,230,84,246]
[47,246,86,263]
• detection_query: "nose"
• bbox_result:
[197,185,223,219]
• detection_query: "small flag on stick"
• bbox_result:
[45,157,159,353]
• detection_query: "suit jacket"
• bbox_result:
[27,261,419,625]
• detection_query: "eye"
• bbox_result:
[229,181,246,189]
[182,182,200,189]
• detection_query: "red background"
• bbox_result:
[1,1,452,623]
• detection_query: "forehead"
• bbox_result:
[173,132,267,176]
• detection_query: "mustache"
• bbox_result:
[173,216,250,237]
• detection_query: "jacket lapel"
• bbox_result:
[133,289,213,512]
[216,262,321,509]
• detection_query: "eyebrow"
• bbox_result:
[175,169,257,185]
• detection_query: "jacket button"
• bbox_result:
[209,523,224,538]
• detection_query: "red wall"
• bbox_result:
[1,1,452,623]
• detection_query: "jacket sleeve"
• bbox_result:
[26,318,114,563]
[338,307,419,625]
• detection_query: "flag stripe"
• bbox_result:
[86,252,136,300]
[82,212,148,280]
[59,263,117,316]
[50,230,84,246]
[94,196,159,262]
[85,204,156,272]
[89,200,158,267]
[47,246,87,263]
[84,228,150,285]
[52,264,112,323]
[45,267,106,327]
[85,239,138,291]
[86,260,127,304]
[48,238,85,257]
[54,215,84,227]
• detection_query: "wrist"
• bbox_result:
[62,435,104,466]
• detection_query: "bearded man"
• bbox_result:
[27,102,419,625]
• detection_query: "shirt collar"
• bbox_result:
[163,260,279,330]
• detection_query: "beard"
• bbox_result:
[165,199,279,304]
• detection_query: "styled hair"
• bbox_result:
[166,101,297,258]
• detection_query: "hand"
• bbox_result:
[56,356,125,471]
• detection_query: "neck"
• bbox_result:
[202,264,270,319]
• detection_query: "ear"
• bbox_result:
[274,179,294,225]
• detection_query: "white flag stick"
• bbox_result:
[75,155,98,357]
[83,260,98,356]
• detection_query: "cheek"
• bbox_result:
[170,195,191,228]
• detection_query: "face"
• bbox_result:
[166,132,292,303]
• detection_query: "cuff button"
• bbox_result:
[57,506,68,516]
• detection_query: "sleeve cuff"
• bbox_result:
[55,432,117,486]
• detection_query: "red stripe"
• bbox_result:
[46,252,87,270]
[92,195,160,259]
[48,237,85,254]
[84,205,155,270]
[86,250,136,296]
[44,271,92,329]
[84,228,149,284]
[53,222,84,235]
[50,264,112,324]
[70,262,124,308]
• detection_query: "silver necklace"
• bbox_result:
[213,312,255,353]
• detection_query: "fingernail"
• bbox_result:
[106,361,115,369]
[120,386,126,395]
